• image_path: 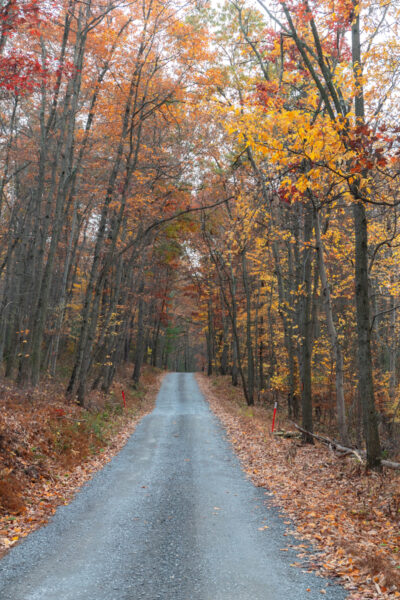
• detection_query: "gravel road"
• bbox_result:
[0,373,347,600]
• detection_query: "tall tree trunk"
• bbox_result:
[351,3,381,469]
[389,294,397,401]
[315,208,349,445]
[220,299,229,375]
[242,250,254,405]
[132,280,145,387]
[206,295,214,376]
[272,237,296,417]
[231,337,239,387]
[299,203,314,442]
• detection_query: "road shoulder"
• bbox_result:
[196,373,400,600]
[0,368,165,557]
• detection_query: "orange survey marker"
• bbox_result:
[271,402,277,433]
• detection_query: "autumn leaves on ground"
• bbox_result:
[197,375,400,600]
[1,370,400,600]
[0,367,163,557]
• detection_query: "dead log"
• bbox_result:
[289,422,400,470]
[273,430,301,439]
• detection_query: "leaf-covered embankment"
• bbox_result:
[0,367,164,556]
[197,374,400,600]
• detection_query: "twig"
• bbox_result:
[370,304,400,332]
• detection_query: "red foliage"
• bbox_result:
[0,0,41,37]
[54,60,79,82]
[259,27,280,55]
[255,81,284,110]
[0,1,50,95]
[278,183,297,205]
[0,52,47,94]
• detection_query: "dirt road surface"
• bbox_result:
[0,373,347,600]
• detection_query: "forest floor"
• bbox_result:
[197,374,400,600]
[0,365,163,557]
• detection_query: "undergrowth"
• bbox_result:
[0,366,162,517]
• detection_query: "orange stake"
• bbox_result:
[271,402,277,433]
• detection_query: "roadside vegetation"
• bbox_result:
[197,374,400,600]
[0,366,163,555]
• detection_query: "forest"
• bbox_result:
[0,0,400,475]
[2,1,400,597]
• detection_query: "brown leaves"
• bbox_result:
[0,470,24,515]
[0,367,163,557]
[197,374,400,600]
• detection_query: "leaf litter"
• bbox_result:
[0,367,163,557]
[197,373,400,600]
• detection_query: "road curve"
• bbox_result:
[0,373,347,600]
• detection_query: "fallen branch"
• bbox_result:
[273,430,302,439]
[381,459,400,470]
[289,422,400,470]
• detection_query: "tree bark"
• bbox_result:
[132,280,146,387]
[299,203,314,442]
[242,250,255,405]
[351,3,381,469]
[315,208,349,445]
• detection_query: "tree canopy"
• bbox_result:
[1,0,400,467]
